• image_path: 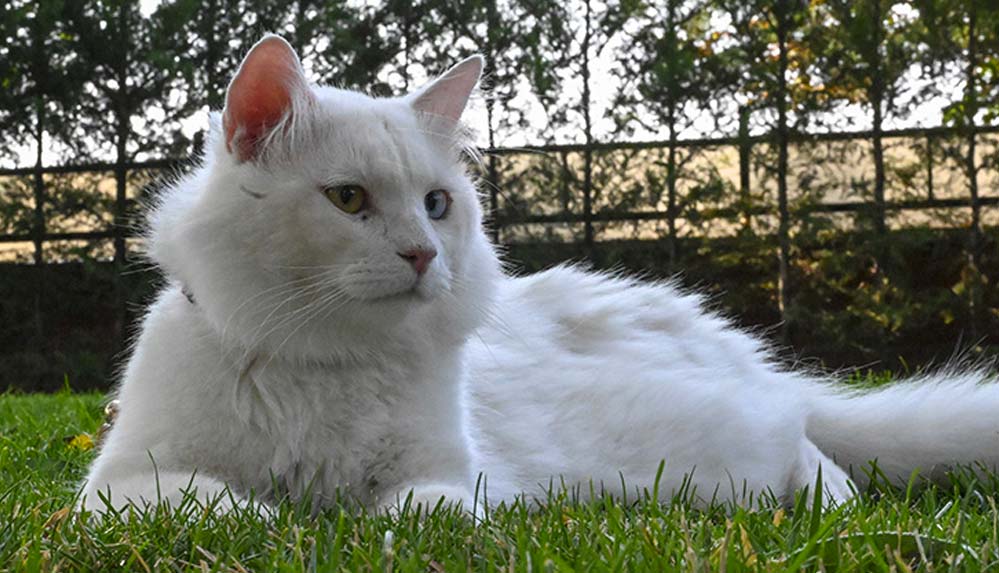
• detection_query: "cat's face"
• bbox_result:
[239,92,477,303]
[150,36,499,360]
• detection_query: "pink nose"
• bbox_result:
[398,248,437,276]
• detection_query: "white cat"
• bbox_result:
[81,35,999,514]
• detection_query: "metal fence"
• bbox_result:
[2,123,998,375]
[5,124,998,248]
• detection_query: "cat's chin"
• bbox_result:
[363,287,422,304]
[346,278,442,306]
[361,286,443,310]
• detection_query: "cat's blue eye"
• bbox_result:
[425,189,451,220]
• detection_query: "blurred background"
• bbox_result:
[1,0,998,392]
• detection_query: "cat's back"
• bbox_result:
[467,264,771,382]
[463,265,808,503]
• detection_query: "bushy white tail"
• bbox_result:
[807,371,999,485]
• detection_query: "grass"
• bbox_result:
[1,390,998,572]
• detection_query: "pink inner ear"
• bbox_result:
[223,36,304,162]
[412,56,483,122]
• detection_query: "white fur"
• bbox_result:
[80,41,999,515]
[82,47,501,511]
[465,267,999,506]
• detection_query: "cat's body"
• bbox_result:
[466,266,999,505]
[465,266,838,506]
[81,36,999,514]
[86,284,474,509]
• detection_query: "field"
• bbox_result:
[2,391,998,572]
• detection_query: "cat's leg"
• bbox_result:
[371,425,475,514]
[788,437,855,506]
[80,466,240,514]
[80,441,257,515]
[373,358,477,515]
[377,482,473,514]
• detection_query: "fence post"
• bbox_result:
[485,91,500,245]
[925,134,934,201]
[31,137,45,340]
[487,153,500,244]
[665,144,677,274]
[738,106,752,233]
[113,159,127,352]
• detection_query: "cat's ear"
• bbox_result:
[223,35,311,163]
[409,55,484,122]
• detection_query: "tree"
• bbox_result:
[434,0,572,241]
[0,0,86,346]
[535,0,633,257]
[723,0,828,340]
[614,0,738,271]
[62,0,194,344]
[818,0,921,240]
[0,0,84,245]
[915,0,999,338]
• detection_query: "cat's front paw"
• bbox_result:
[378,483,471,515]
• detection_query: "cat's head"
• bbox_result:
[149,35,501,362]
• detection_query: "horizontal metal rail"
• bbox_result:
[4,197,994,243]
[494,196,999,225]
[2,124,997,176]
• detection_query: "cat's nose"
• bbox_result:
[398,248,437,276]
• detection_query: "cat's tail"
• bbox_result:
[806,368,999,485]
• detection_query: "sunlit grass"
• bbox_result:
[1,390,998,571]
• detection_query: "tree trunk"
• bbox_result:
[112,3,130,353]
[871,87,886,236]
[864,0,890,301]
[485,0,500,244]
[665,0,678,274]
[870,1,887,240]
[775,0,792,343]
[205,0,221,111]
[30,16,47,340]
[965,2,982,340]
[739,106,752,233]
[581,0,594,260]
[666,110,678,275]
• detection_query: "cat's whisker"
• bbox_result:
[239,277,348,359]
[474,176,530,219]
[241,290,326,352]
[259,285,352,371]
[444,275,517,339]
[233,281,333,364]
[262,261,358,271]
[220,271,341,341]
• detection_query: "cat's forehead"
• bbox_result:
[311,86,458,185]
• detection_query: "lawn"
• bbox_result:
[2,390,998,572]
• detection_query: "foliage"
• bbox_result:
[1,0,999,389]
[0,0,82,163]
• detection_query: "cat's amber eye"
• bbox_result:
[323,184,367,214]
[425,189,451,220]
